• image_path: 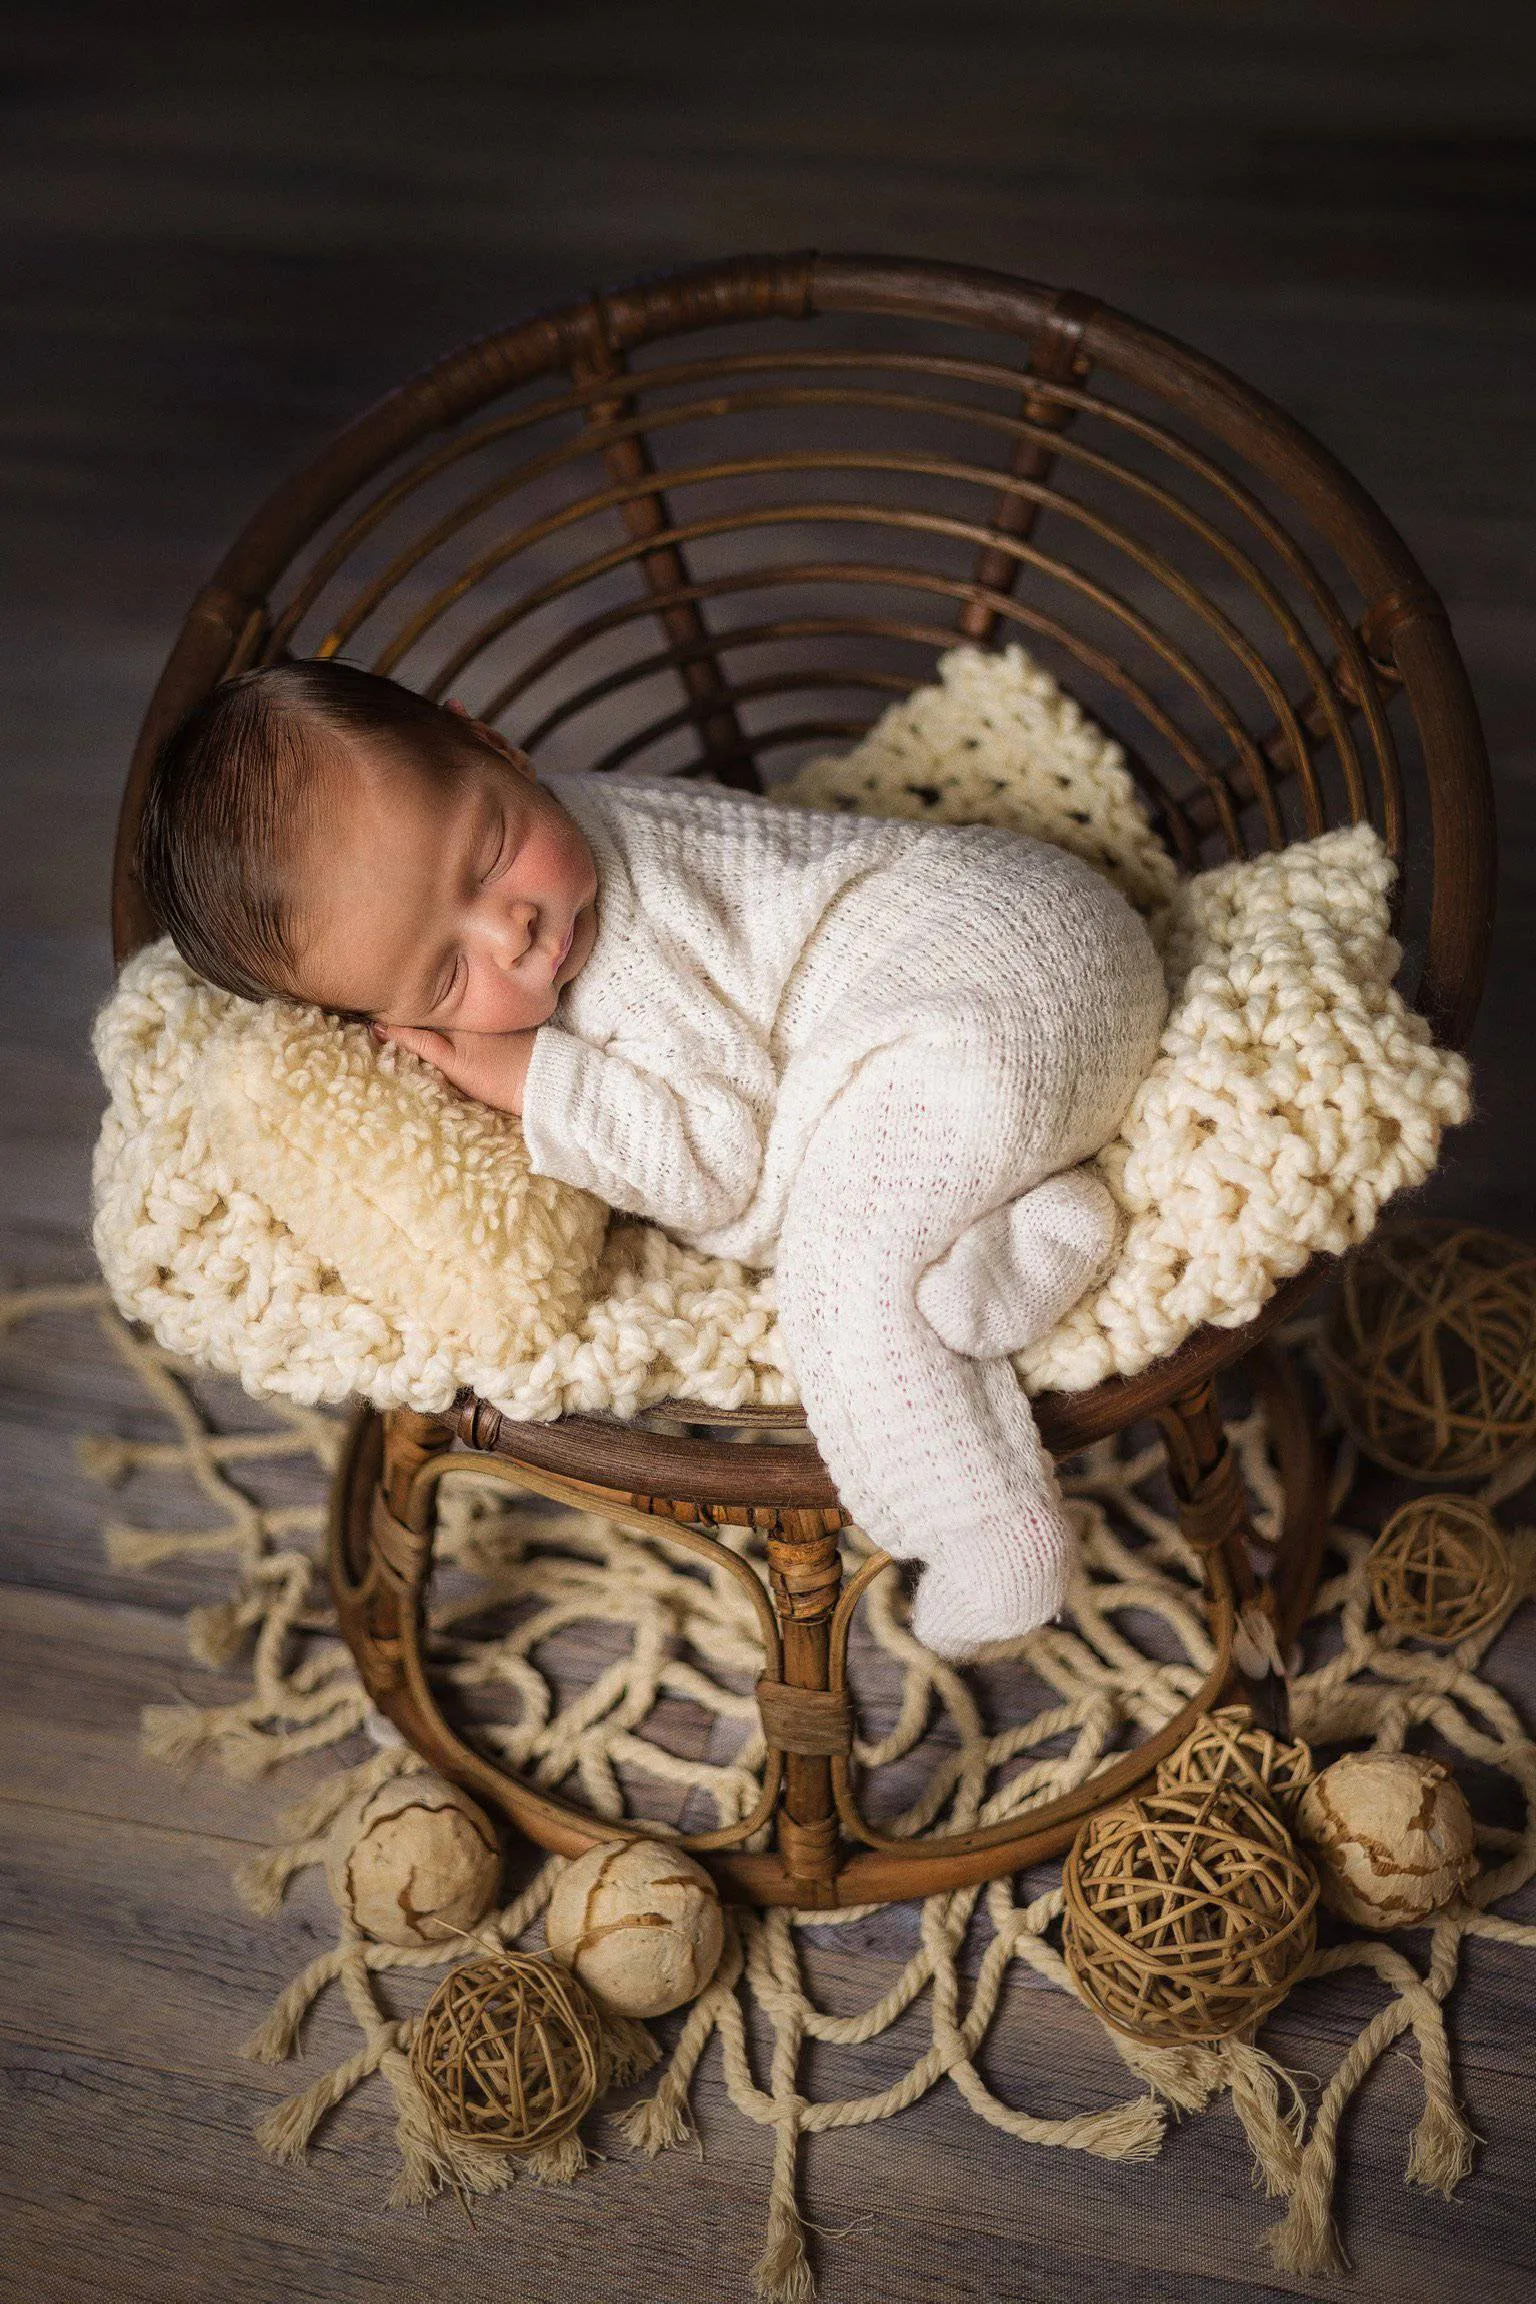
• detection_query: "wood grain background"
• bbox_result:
[2,3,1533,2298]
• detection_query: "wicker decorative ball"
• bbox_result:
[545,1838,725,2018]
[1156,1704,1315,1817]
[1321,1219,1536,1478]
[1062,1782,1318,2045]
[325,1772,502,1948]
[1367,1494,1515,1645]
[1296,1752,1478,1929]
[410,1949,605,2155]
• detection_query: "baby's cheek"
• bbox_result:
[552,810,597,896]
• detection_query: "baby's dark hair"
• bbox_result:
[136,659,476,1006]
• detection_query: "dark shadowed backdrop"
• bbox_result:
[2,6,1533,2301]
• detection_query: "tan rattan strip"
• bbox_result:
[375,503,1272,850]
[264,351,1387,843]
[1173,1445,1253,1556]
[272,347,1380,717]
[369,1487,429,1584]
[469,568,1213,861]
[754,1679,855,1757]
[297,387,1342,823]
[514,614,972,753]
[344,450,1305,838]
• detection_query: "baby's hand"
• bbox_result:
[371,1022,539,1116]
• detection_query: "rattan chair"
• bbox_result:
[110,253,1494,1909]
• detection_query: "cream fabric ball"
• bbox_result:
[326,1772,503,1947]
[545,1839,725,2017]
[1296,1752,1477,1930]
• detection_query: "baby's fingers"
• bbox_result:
[372,1022,459,1074]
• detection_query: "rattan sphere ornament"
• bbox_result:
[325,1772,502,1948]
[545,1838,725,2018]
[410,1949,604,2156]
[1321,1219,1536,1479]
[1367,1495,1515,1645]
[1156,1704,1315,1817]
[1297,1752,1478,1930]
[1062,1782,1318,2045]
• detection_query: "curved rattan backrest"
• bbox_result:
[113,252,1493,1042]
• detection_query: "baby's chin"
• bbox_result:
[479,972,570,1035]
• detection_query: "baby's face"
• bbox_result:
[288,722,599,1033]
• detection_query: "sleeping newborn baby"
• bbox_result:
[137,659,1167,1659]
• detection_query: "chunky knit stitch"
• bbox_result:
[522,769,1168,1655]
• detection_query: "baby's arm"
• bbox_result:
[519,1023,764,1233]
[376,1018,763,1235]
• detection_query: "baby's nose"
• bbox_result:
[485,904,536,969]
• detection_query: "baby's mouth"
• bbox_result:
[553,919,575,972]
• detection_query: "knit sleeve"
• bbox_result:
[519,1022,764,1233]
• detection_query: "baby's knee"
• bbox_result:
[915,1166,1119,1359]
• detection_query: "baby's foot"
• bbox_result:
[908,1511,1070,1661]
[914,1168,1119,1361]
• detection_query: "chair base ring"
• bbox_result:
[328,1341,1327,1909]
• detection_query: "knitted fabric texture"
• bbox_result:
[517,763,954,1263]
[773,636,1180,916]
[90,644,1470,1425]
[1016,822,1473,1393]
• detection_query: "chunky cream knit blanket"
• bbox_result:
[91,644,1471,1422]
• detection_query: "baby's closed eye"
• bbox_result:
[478,813,508,884]
[428,954,465,1014]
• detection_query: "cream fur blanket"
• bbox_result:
[90,644,1471,1420]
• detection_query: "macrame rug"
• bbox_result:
[8,1278,1536,2300]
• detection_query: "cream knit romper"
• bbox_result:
[520,770,1167,1658]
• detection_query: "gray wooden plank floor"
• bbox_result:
[2,3,1534,2298]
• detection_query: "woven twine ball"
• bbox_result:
[545,1838,725,2018]
[1366,1494,1516,1645]
[410,1949,604,2155]
[1156,1704,1316,1818]
[1320,1219,1536,1479]
[324,1772,502,1948]
[1296,1752,1478,1930]
[1061,1781,1318,2045]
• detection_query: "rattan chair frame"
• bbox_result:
[109,253,1494,1908]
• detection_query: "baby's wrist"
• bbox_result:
[504,1027,539,1114]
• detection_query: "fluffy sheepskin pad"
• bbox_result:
[91,953,611,1413]
[91,644,1471,1421]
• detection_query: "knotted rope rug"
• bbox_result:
[7,1279,1536,2299]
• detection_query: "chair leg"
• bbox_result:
[357,1408,455,1702]
[1156,1376,1292,1738]
[382,1406,457,1520]
[763,1507,846,1907]
[1246,1340,1331,1654]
